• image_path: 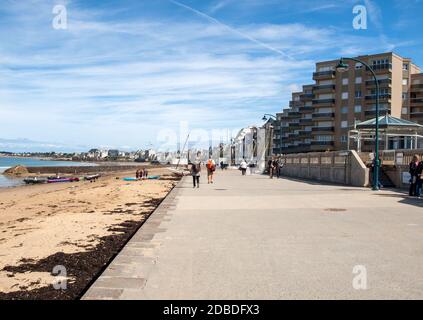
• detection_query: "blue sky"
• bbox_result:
[0,0,422,152]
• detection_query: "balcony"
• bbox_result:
[300,93,314,101]
[312,126,335,133]
[313,84,336,93]
[311,141,334,146]
[366,63,392,72]
[410,98,423,105]
[288,122,301,128]
[313,71,336,80]
[364,94,391,101]
[312,98,336,107]
[297,131,312,138]
[312,112,335,119]
[365,78,392,87]
[288,111,302,117]
[411,84,423,92]
[299,118,313,125]
[299,106,313,113]
[364,109,390,117]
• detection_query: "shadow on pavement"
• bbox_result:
[375,192,423,208]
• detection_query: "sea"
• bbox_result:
[0,157,93,188]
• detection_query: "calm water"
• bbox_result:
[0,157,93,188]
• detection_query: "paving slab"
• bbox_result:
[83,170,423,300]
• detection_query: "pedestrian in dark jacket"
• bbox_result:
[273,159,280,178]
[416,159,423,197]
[409,155,421,196]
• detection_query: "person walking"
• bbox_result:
[268,158,275,179]
[409,155,420,196]
[191,153,202,188]
[240,159,248,176]
[207,157,216,184]
[416,158,423,198]
[273,159,280,179]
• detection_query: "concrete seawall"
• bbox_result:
[280,150,369,187]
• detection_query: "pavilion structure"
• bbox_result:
[348,114,423,152]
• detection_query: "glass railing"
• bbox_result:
[312,99,336,104]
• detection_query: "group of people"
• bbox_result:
[190,154,216,188]
[135,168,149,180]
[267,158,281,179]
[409,155,423,198]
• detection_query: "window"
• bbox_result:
[355,90,362,98]
[355,77,362,84]
[341,121,348,128]
[402,93,408,100]
[342,92,348,100]
[403,79,408,86]
[342,78,349,85]
[354,105,362,113]
[316,135,333,142]
[318,66,334,72]
[355,63,363,70]
[403,63,409,71]
[402,107,408,115]
[372,58,389,65]
[341,136,348,143]
[341,106,348,114]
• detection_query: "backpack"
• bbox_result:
[207,160,216,171]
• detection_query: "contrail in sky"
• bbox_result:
[169,0,294,60]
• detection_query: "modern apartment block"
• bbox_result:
[410,73,423,124]
[273,52,422,155]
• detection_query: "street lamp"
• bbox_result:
[262,113,276,122]
[336,57,380,191]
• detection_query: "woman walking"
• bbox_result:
[191,153,202,188]
[207,157,216,184]
[240,159,248,176]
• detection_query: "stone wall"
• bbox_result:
[279,150,369,187]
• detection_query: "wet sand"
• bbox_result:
[0,167,180,299]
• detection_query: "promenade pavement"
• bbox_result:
[83,169,423,300]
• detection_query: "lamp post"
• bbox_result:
[262,114,279,157]
[336,57,380,191]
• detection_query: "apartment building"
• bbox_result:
[273,52,422,154]
[410,73,423,124]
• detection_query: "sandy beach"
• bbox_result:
[0,167,180,299]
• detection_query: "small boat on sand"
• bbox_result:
[123,177,138,181]
[147,175,160,180]
[47,177,79,183]
[84,174,100,181]
[23,177,47,184]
